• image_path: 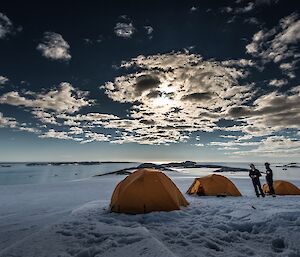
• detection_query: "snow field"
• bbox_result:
[1,174,300,257]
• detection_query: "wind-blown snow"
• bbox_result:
[0,167,300,257]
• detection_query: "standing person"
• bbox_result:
[265,162,276,197]
[249,164,265,198]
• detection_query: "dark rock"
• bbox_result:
[94,169,132,177]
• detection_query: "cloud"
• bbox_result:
[235,2,255,14]
[0,112,41,134]
[0,83,95,141]
[221,0,277,15]
[83,35,103,45]
[0,12,14,39]
[221,7,233,13]
[0,82,92,113]
[94,49,298,147]
[135,74,161,94]
[18,126,40,133]
[144,26,154,39]
[221,58,256,67]
[114,22,135,38]
[80,132,111,144]
[220,135,238,139]
[244,17,260,25]
[211,133,300,156]
[37,32,71,61]
[221,1,278,25]
[232,135,300,157]
[181,92,213,102]
[31,110,58,125]
[268,79,288,87]
[0,75,9,85]
[227,85,300,136]
[218,146,240,151]
[39,129,73,140]
[279,61,298,79]
[37,125,112,143]
[246,13,300,77]
[210,140,261,147]
[0,112,17,128]
[2,50,298,149]
[101,52,253,144]
[255,0,279,6]
[190,6,198,12]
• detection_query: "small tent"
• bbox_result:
[187,174,242,196]
[110,168,189,214]
[263,180,300,195]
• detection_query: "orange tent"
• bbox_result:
[110,168,189,214]
[263,180,300,195]
[187,174,242,196]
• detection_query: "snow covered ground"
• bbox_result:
[0,165,300,257]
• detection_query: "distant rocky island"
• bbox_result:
[275,163,300,168]
[94,161,250,176]
[26,161,134,166]
[9,161,300,172]
[0,164,11,168]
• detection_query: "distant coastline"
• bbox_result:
[0,161,135,167]
[0,161,298,170]
[25,161,135,166]
[276,163,300,168]
[94,161,251,176]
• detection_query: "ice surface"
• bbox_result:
[0,164,300,257]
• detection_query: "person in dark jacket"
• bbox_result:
[264,162,276,196]
[249,164,265,197]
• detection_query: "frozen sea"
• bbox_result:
[0,162,300,257]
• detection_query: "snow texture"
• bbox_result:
[0,170,300,257]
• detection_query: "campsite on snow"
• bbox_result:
[1,0,300,256]
[0,162,300,257]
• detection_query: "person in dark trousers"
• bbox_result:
[249,164,265,197]
[264,162,276,197]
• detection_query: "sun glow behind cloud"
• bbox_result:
[152,95,175,107]
[150,83,178,109]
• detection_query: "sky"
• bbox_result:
[0,0,299,162]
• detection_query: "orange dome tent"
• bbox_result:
[110,168,189,214]
[187,174,242,196]
[263,180,300,195]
